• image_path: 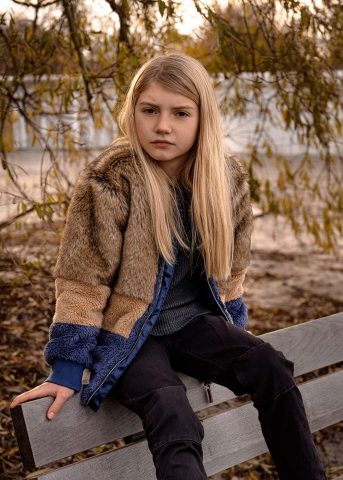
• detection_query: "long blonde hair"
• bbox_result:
[115,53,234,282]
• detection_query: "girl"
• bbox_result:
[10,53,326,480]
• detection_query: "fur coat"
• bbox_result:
[44,138,254,412]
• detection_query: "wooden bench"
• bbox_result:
[11,312,343,479]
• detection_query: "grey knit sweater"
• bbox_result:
[150,184,215,336]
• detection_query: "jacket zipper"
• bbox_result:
[203,276,233,405]
[206,277,233,324]
[204,381,214,403]
[85,260,166,406]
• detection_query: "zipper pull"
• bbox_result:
[204,382,213,403]
[82,367,91,385]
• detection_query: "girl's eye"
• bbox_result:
[142,109,189,117]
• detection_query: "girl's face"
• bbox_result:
[134,81,199,180]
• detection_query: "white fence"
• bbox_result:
[5,73,343,156]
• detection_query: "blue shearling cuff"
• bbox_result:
[45,358,85,392]
[225,296,248,329]
[44,323,99,368]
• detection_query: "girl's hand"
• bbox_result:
[9,382,76,421]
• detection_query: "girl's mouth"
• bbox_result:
[152,142,173,148]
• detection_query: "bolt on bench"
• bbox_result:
[11,312,343,479]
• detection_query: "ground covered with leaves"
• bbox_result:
[1,217,342,479]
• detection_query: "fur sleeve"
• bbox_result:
[44,163,129,370]
[225,154,254,301]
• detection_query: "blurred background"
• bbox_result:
[1,0,342,478]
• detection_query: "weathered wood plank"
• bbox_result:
[12,313,343,469]
[256,312,343,375]
[36,370,343,479]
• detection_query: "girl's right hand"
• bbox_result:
[9,382,76,421]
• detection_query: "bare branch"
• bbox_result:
[105,0,135,55]
[0,200,68,230]
[61,0,94,119]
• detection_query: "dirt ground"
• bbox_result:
[0,213,342,479]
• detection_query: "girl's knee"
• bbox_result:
[142,385,205,449]
[260,342,294,376]
[235,342,295,403]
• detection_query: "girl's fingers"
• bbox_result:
[47,390,73,420]
[9,383,55,409]
[9,382,75,420]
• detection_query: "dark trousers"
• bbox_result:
[112,313,326,479]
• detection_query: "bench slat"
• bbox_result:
[36,370,343,479]
[12,313,343,469]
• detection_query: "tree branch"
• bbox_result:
[0,200,68,230]
[61,0,94,119]
[105,0,135,55]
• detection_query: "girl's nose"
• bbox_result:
[155,115,172,133]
